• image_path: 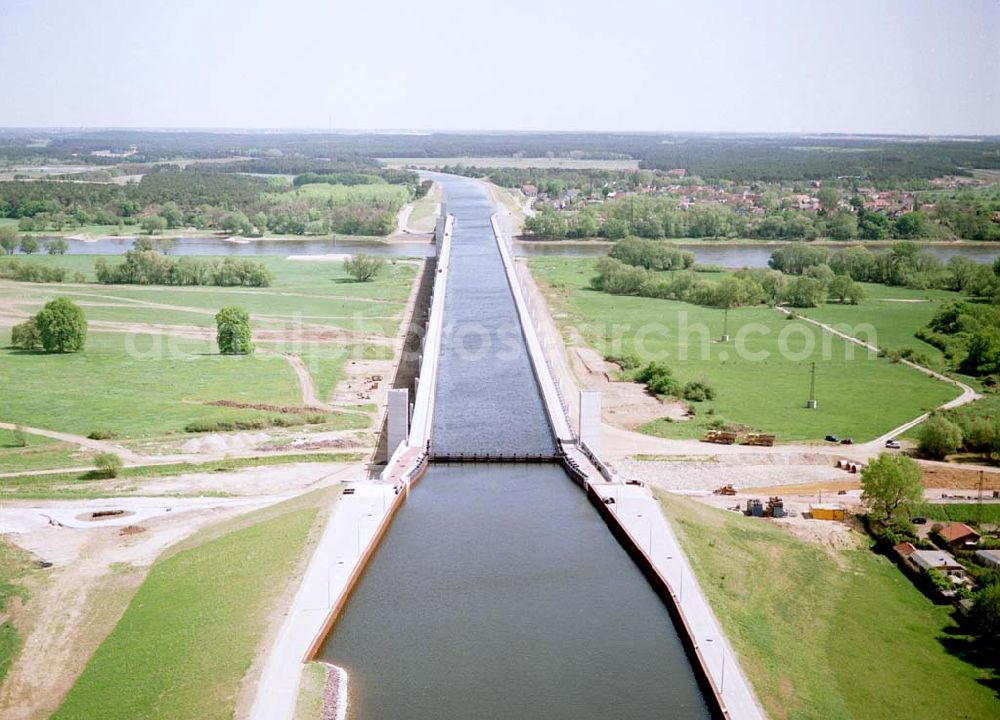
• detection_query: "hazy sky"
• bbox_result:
[1,0,998,134]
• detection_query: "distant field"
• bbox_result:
[379,156,640,170]
[913,503,1000,524]
[52,501,321,720]
[529,257,958,442]
[658,492,1000,720]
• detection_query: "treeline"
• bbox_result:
[8,131,1000,184]
[94,248,272,287]
[591,241,864,309]
[768,242,998,295]
[0,259,81,283]
[0,166,411,237]
[439,166,652,195]
[918,302,1000,377]
[525,195,972,242]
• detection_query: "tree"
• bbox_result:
[970,582,1000,648]
[94,451,122,479]
[917,415,963,460]
[215,306,253,355]
[817,187,841,213]
[45,237,68,255]
[11,425,28,448]
[782,276,826,307]
[828,274,864,304]
[893,212,928,239]
[0,226,17,255]
[159,201,184,228]
[344,253,384,282]
[132,237,155,252]
[19,236,39,254]
[35,297,87,352]
[10,317,42,350]
[141,215,167,235]
[861,452,923,525]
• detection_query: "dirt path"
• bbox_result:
[775,306,981,450]
[275,353,336,412]
[0,422,144,463]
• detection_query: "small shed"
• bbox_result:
[975,549,1000,569]
[810,503,846,521]
[937,522,981,551]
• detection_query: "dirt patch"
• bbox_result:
[330,359,391,407]
[918,461,1000,491]
[119,525,146,536]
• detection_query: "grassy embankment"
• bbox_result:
[52,490,333,720]
[0,255,418,471]
[658,492,1000,720]
[0,541,36,685]
[529,257,957,442]
[406,181,442,233]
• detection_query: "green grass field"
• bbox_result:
[658,492,1000,720]
[52,500,322,720]
[912,503,1000,524]
[0,256,415,449]
[529,257,957,442]
[0,430,91,474]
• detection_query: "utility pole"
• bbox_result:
[806,362,817,409]
[978,470,984,526]
[720,306,729,342]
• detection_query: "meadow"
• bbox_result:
[52,496,326,720]
[0,255,415,469]
[658,492,1000,720]
[529,257,958,442]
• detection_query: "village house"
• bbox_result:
[894,542,970,586]
[937,522,981,552]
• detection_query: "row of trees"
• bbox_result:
[592,241,864,309]
[94,247,273,287]
[0,227,67,255]
[918,302,1000,377]
[769,242,999,296]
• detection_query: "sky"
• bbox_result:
[1,0,998,134]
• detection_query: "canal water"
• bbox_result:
[318,174,709,719]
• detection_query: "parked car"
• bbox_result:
[912,516,927,525]
[825,434,839,443]
[885,439,902,449]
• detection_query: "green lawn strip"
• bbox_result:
[0,452,363,496]
[911,503,1000,524]
[293,662,327,720]
[529,257,957,442]
[0,431,91,474]
[0,540,37,684]
[52,498,324,720]
[656,491,1000,720]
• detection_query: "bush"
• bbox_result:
[45,237,68,255]
[0,260,68,283]
[87,430,117,440]
[11,425,28,448]
[682,380,716,402]
[35,297,87,352]
[605,353,641,370]
[344,253,384,282]
[635,362,680,396]
[10,317,42,350]
[94,452,123,479]
[18,236,39,254]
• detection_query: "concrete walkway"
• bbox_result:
[593,482,766,720]
[248,481,397,720]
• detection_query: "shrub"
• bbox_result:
[94,452,123,479]
[19,236,39,254]
[12,425,28,448]
[682,380,716,402]
[635,362,680,396]
[35,297,87,352]
[87,430,117,440]
[344,253,384,282]
[45,237,68,255]
[604,353,641,370]
[10,318,42,350]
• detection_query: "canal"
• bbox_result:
[318,174,710,719]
